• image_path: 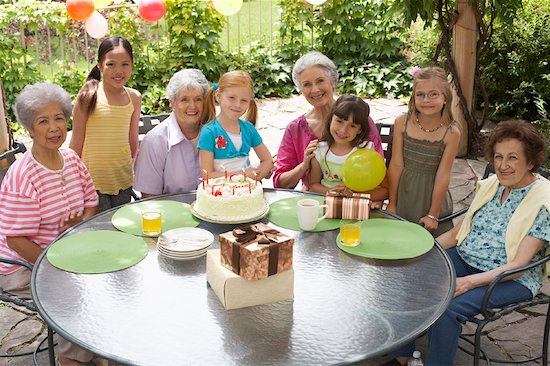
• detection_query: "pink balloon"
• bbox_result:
[85,11,108,39]
[138,0,166,22]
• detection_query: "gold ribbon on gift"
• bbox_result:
[324,189,370,220]
[231,225,283,276]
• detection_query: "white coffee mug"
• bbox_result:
[297,199,329,231]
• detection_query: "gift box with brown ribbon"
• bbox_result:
[219,223,294,281]
[324,188,370,220]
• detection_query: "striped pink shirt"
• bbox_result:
[0,148,98,274]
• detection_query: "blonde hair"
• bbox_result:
[407,67,453,126]
[205,70,258,125]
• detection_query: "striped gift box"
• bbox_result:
[324,190,370,220]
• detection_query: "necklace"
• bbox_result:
[415,116,444,133]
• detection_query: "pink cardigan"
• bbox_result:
[273,114,383,190]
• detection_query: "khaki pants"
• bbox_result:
[0,268,94,363]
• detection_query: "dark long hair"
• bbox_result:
[76,36,133,119]
[321,94,371,148]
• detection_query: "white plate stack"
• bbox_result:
[157,228,214,261]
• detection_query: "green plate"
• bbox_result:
[336,218,434,259]
[112,200,200,237]
[47,231,148,274]
[266,196,344,232]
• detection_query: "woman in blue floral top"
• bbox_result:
[386,120,550,366]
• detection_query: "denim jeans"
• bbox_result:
[393,247,533,365]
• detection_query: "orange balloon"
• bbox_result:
[66,0,95,21]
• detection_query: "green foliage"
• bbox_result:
[276,0,314,62]
[229,43,295,98]
[318,0,410,97]
[276,0,411,98]
[401,19,441,67]
[0,0,59,126]
[480,0,550,126]
[164,0,226,82]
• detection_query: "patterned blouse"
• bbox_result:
[457,179,550,295]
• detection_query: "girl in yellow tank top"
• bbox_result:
[70,36,142,212]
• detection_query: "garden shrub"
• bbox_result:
[229,43,294,98]
[480,0,550,126]
[277,0,412,98]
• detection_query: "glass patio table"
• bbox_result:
[31,188,455,365]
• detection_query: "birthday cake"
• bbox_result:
[194,174,267,222]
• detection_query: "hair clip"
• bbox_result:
[211,82,218,92]
[410,66,422,77]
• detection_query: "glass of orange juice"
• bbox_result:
[141,209,162,237]
[340,220,361,247]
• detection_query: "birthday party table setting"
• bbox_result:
[31,188,454,365]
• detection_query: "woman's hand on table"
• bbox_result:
[419,215,439,232]
[59,210,84,232]
[385,202,396,214]
[370,200,383,209]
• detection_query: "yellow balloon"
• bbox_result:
[342,148,386,192]
[212,0,243,16]
[93,0,111,8]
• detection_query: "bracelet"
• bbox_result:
[426,214,439,222]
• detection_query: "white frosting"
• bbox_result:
[195,175,265,220]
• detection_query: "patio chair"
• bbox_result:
[458,254,550,366]
[138,113,170,137]
[0,258,56,365]
[0,141,26,183]
[375,122,393,168]
[439,162,550,365]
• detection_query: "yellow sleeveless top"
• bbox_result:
[82,85,134,194]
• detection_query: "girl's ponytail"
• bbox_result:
[202,87,216,124]
[77,65,101,119]
[244,99,258,126]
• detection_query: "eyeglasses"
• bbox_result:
[414,91,442,100]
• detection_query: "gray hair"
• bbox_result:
[14,82,72,131]
[166,69,210,101]
[292,51,339,88]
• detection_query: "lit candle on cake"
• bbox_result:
[202,169,209,184]
[201,178,205,189]
[253,171,259,187]
[248,182,251,193]
[242,168,246,182]
[222,165,227,180]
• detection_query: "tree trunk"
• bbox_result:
[451,0,476,157]
[0,81,10,158]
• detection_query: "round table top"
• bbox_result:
[32,189,455,366]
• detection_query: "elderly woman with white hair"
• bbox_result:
[273,51,383,190]
[0,82,98,365]
[133,69,215,196]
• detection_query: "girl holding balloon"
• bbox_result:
[70,36,141,212]
[387,67,461,237]
[308,95,388,206]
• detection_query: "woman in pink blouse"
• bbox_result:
[0,83,98,366]
[273,51,383,190]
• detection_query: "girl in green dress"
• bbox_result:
[387,67,461,237]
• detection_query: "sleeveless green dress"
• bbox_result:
[396,118,453,237]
